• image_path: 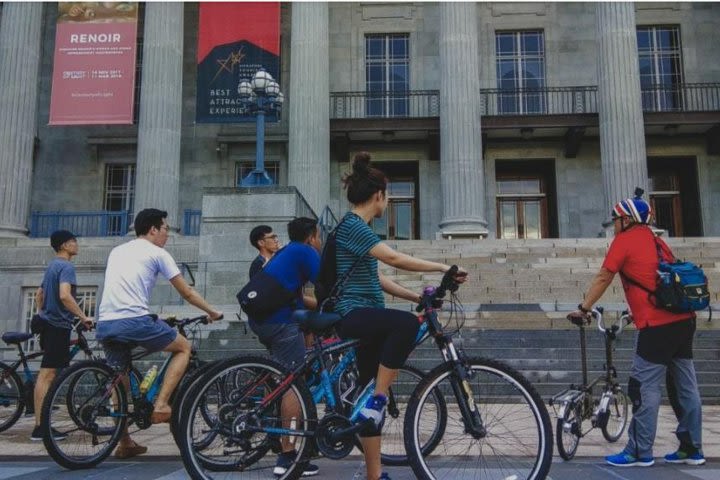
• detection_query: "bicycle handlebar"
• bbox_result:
[163,314,221,329]
[592,307,631,336]
[415,265,461,313]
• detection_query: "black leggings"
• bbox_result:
[337,307,420,387]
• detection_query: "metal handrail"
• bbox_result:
[29,211,132,237]
[318,205,338,242]
[640,82,720,112]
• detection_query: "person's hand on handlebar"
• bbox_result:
[207,310,224,323]
[445,265,469,283]
[79,315,94,331]
[567,307,592,326]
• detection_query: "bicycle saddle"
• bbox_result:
[291,310,341,333]
[1,332,33,345]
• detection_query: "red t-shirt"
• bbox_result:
[602,225,693,329]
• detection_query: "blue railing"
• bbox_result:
[318,205,338,243]
[29,211,132,238]
[183,209,202,236]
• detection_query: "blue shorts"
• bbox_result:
[248,320,305,370]
[97,315,177,368]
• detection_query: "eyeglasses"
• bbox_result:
[262,234,278,241]
[159,225,172,232]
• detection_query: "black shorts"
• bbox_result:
[636,317,696,365]
[39,323,71,369]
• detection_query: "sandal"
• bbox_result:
[115,442,148,459]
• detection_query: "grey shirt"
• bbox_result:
[39,258,77,329]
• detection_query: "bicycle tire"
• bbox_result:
[178,355,316,480]
[41,360,127,470]
[349,365,447,466]
[601,388,629,443]
[556,402,581,461]
[0,361,24,432]
[404,357,553,480]
[171,359,219,445]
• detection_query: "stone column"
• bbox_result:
[288,2,329,215]
[438,2,488,237]
[0,3,43,236]
[597,2,648,207]
[134,3,184,229]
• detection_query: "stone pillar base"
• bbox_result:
[0,224,29,238]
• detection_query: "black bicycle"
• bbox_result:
[0,321,96,432]
[40,314,218,470]
[549,307,631,460]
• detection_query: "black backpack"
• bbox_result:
[315,215,362,312]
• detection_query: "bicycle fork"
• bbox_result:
[440,338,486,439]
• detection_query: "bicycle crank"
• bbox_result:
[315,414,355,460]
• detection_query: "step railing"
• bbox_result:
[29,210,132,237]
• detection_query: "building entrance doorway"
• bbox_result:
[371,162,418,240]
[648,157,701,236]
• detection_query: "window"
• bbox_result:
[103,163,135,235]
[21,287,97,351]
[365,34,409,117]
[495,31,546,114]
[637,26,684,111]
[235,161,280,186]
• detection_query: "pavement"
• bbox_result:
[0,405,718,479]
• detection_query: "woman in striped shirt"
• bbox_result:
[335,152,467,480]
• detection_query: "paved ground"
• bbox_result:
[0,458,717,480]
[0,405,718,479]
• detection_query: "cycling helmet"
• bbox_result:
[611,188,652,225]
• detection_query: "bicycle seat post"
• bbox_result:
[579,322,589,389]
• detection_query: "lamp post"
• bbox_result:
[237,68,284,187]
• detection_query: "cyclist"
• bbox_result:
[335,152,466,480]
[569,191,704,467]
[96,208,223,459]
[31,230,93,442]
[246,217,322,477]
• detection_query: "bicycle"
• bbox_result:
[402,266,553,480]
[549,307,631,461]
[40,314,218,470]
[0,320,96,433]
[177,267,551,480]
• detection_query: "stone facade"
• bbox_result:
[1,2,720,331]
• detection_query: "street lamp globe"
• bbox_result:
[266,80,280,97]
[251,68,273,93]
[275,91,284,105]
[238,80,253,98]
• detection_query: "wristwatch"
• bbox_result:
[578,303,590,314]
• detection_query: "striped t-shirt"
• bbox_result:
[334,212,384,316]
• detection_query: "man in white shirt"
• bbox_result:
[96,208,223,458]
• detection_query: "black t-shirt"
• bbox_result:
[249,255,265,279]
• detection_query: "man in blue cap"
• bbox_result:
[31,230,92,441]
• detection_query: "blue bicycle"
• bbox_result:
[175,306,450,479]
[40,315,217,470]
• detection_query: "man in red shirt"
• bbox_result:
[569,191,704,467]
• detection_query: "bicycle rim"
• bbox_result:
[179,356,316,480]
[43,361,126,469]
[406,357,552,480]
[0,363,24,432]
[601,389,629,443]
[556,403,581,461]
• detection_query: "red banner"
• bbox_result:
[196,2,280,123]
[49,2,139,125]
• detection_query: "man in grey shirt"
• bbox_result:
[31,230,92,441]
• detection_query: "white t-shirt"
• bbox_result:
[98,238,181,321]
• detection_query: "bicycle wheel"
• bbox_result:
[178,355,316,480]
[404,357,553,480]
[556,401,582,461]
[0,361,24,432]
[171,359,219,445]
[601,387,629,443]
[41,360,127,470]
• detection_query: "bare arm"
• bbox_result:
[580,267,616,311]
[169,275,223,321]
[379,272,421,303]
[369,242,449,273]
[303,294,317,310]
[35,287,44,311]
[59,283,90,325]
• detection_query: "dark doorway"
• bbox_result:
[647,157,702,236]
[371,162,419,240]
[495,159,558,239]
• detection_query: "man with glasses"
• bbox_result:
[249,225,281,278]
[96,208,223,459]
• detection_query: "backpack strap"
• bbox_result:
[318,214,367,311]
